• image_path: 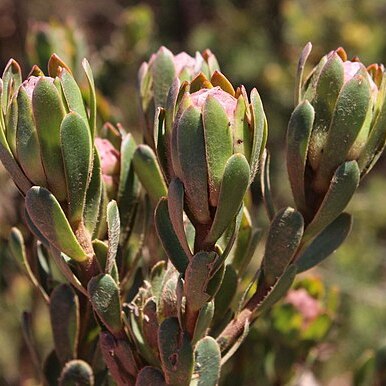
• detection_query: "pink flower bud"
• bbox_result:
[190,86,238,121]
[95,138,120,197]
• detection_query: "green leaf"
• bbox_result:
[152,47,176,108]
[118,133,140,245]
[260,150,276,220]
[88,274,122,335]
[205,154,250,246]
[33,77,67,201]
[249,88,267,179]
[295,42,312,105]
[106,200,120,274]
[174,105,211,224]
[168,178,192,258]
[59,359,94,386]
[84,150,102,237]
[150,260,167,299]
[286,100,314,213]
[315,74,371,193]
[6,96,18,156]
[213,265,238,325]
[232,95,250,159]
[136,367,166,386]
[262,207,304,286]
[191,337,221,386]
[155,198,189,273]
[16,86,46,186]
[202,94,233,206]
[304,161,360,240]
[192,301,214,346]
[295,212,352,273]
[50,284,79,364]
[25,186,88,262]
[60,112,92,224]
[255,265,297,316]
[82,59,96,137]
[309,53,344,172]
[9,228,50,303]
[1,59,21,115]
[358,89,386,175]
[158,317,194,386]
[133,144,167,203]
[0,140,32,194]
[184,251,218,312]
[59,69,88,123]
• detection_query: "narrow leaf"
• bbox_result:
[50,284,80,364]
[168,178,192,259]
[295,212,352,272]
[106,200,120,274]
[155,198,189,273]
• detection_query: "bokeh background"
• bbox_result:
[1,0,386,385]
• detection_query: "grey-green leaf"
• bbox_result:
[106,200,120,274]
[304,161,359,240]
[205,154,250,247]
[82,59,96,137]
[286,100,314,213]
[155,198,189,273]
[175,105,211,224]
[158,317,194,386]
[60,111,92,225]
[16,86,46,186]
[185,251,218,312]
[88,273,122,335]
[151,47,176,108]
[203,95,233,207]
[50,284,80,364]
[191,337,221,386]
[295,212,352,273]
[25,186,88,262]
[133,144,167,203]
[33,77,67,201]
[84,150,103,236]
[262,207,304,286]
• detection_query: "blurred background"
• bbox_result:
[1,0,386,384]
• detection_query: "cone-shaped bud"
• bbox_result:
[163,71,267,248]
[288,44,386,221]
[0,55,98,260]
[138,46,220,148]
